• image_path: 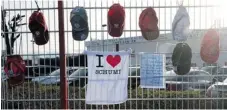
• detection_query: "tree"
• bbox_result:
[1,8,26,55]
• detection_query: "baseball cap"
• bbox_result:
[139,7,159,40]
[107,3,125,37]
[4,55,26,87]
[200,29,220,64]
[70,6,89,41]
[29,11,49,45]
[172,43,192,75]
[172,6,190,41]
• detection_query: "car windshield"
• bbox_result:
[49,68,77,76]
[70,68,87,77]
[49,69,60,76]
[192,71,213,82]
[201,66,218,74]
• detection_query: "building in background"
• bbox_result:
[85,28,227,67]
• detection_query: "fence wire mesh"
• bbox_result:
[1,0,227,109]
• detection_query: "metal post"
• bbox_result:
[116,44,119,52]
[31,40,35,66]
[58,1,68,109]
[102,24,107,51]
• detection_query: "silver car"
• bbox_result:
[66,68,88,87]
[165,68,214,91]
[206,78,227,97]
[32,67,78,85]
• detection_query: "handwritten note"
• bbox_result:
[140,53,166,89]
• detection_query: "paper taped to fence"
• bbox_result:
[140,53,166,88]
[85,51,129,105]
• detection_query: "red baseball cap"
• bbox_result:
[107,3,125,37]
[200,29,220,63]
[29,11,49,45]
[139,7,159,40]
[4,55,26,87]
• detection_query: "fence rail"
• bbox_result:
[1,0,227,109]
[3,5,217,11]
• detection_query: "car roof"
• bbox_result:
[69,68,88,77]
[201,66,218,68]
[26,65,59,68]
[221,66,227,68]
[166,68,208,76]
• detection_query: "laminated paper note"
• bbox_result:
[140,53,166,88]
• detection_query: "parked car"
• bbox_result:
[32,67,78,85]
[128,67,206,90]
[166,65,173,71]
[201,66,227,82]
[216,66,227,82]
[201,66,220,75]
[26,65,59,76]
[128,67,140,89]
[206,78,227,97]
[67,68,88,87]
[166,68,215,91]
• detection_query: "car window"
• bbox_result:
[168,76,190,82]
[32,66,59,75]
[218,68,227,74]
[193,71,213,82]
[67,69,77,76]
[201,66,218,75]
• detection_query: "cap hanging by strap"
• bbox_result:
[35,0,40,11]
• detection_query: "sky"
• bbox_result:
[1,0,227,57]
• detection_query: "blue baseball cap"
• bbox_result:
[70,6,89,41]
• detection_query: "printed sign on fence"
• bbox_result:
[140,53,166,88]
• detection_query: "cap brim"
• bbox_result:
[108,25,124,37]
[141,31,159,40]
[72,28,89,41]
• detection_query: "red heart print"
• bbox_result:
[106,55,121,68]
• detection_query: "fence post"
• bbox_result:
[58,1,68,109]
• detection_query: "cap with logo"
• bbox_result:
[70,6,89,41]
[29,11,49,45]
[107,3,125,37]
[139,7,159,40]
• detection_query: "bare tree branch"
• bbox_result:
[1,9,11,55]
[2,9,25,55]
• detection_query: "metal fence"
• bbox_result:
[1,0,227,109]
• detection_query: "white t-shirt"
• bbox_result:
[85,51,129,105]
